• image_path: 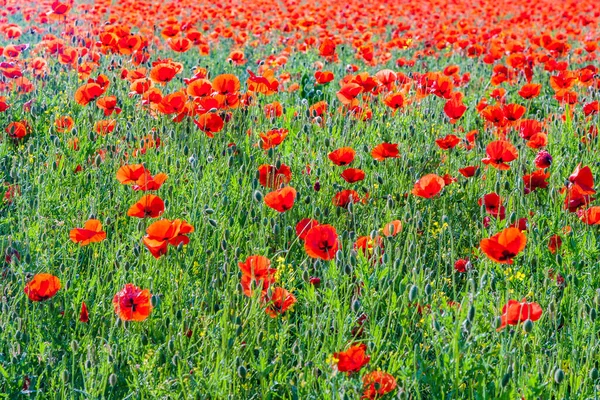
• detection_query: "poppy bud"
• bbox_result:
[408,285,418,302]
[523,319,534,333]
[493,316,502,330]
[343,264,353,275]
[501,372,511,387]
[88,131,96,142]
[151,294,160,308]
[589,367,599,381]
[71,340,79,352]
[109,373,118,387]
[351,299,361,312]
[467,304,476,322]
[424,283,432,296]
[377,175,384,184]
[237,365,247,379]
[61,370,69,383]
[253,190,263,202]
[590,308,597,321]
[554,368,565,384]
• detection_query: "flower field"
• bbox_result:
[1,0,600,398]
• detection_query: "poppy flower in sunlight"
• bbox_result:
[480,227,527,264]
[127,195,165,218]
[5,121,30,140]
[296,219,320,241]
[518,83,542,99]
[333,343,370,374]
[258,164,292,188]
[304,224,339,260]
[74,83,105,106]
[568,164,595,194]
[328,147,356,166]
[113,284,152,322]
[70,219,107,246]
[578,206,600,225]
[523,170,550,194]
[341,168,365,183]
[315,71,335,85]
[259,128,288,150]
[443,92,467,122]
[371,143,400,161]
[478,193,506,220]
[534,150,552,169]
[354,236,384,261]
[412,174,445,198]
[263,287,296,318]
[459,166,478,178]
[362,371,397,400]
[24,273,61,301]
[143,219,194,258]
[383,220,402,237]
[454,258,471,273]
[333,189,362,208]
[264,186,296,212]
[54,116,74,133]
[497,299,542,331]
[564,184,595,212]
[80,301,89,323]
[482,140,518,170]
[238,255,276,297]
[435,134,460,150]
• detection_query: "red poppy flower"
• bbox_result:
[24,273,61,301]
[143,219,194,258]
[534,150,552,168]
[578,206,600,225]
[482,140,518,170]
[333,343,370,374]
[80,301,89,323]
[328,147,356,166]
[569,164,595,194]
[382,220,402,237]
[70,219,107,246]
[296,218,320,241]
[354,236,384,261]
[523,170,550,194]
[112,283,152,321]
[454,258,470,273]
[547,235,563,254]
[127,195,165,218]
[304,224,339,260]
[263,287,296,318]
[333,189,362,208]
[478,193,506,219]
[564,184,595,212]
[341,168,366,183]
[258,164,292,189]
[459,166,478,177]
[435,134,461,150]
[362,371,397,400]
[371,143,400,161]
[497,299,542,331]
[264,186,296,212]
[443,93,467,121]
[238,255,276,297]
[480,227,527,264]
[412,174,445,198]
[259,128,288,149]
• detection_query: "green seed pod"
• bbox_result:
[408,285,418,302]
[554,368,565,384]
[523,319,534,333]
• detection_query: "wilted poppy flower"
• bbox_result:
[480,227,527,264]
[238,255,276,297]
[80,301,89,323]
[482,140,518,170]
[113,283,152,321]
[143,219,194,258]
[127,195,165,218]
[70,219,107,246]
[371,143,400,161]
[258,164,292,188]
[304,224,339,260]
[24,273,61,301]
[328,147,355,166]
[362,371,397,400]
[548,235,563,254]
[412,174,445,198]
[264,186,296,212]
[497,299,542,331]
[263,287,296,318]
[333,343,370,374]
[296,218,320,241]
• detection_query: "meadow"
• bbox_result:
[1,0,600,398]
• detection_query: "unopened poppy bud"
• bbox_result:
[351,299,361,312]
[237,365,247,379]
[590,308,597,321]
[208,219,217,228]
[151,294,160,308]
[493,316,502,330]
[554,368,565,384]
[408,285,418,302]
[424,283,432,296]
[523,319,534,333]
[343,264,353,275]
[88,131,96,142]
[253,190,263,202]
[61,370,69,383]
[71,340,79,352]
[467,305,476,322]
[501,372,511,387]
[589,367,599,381]
[177,242,184,252]
[109,373,118,387]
